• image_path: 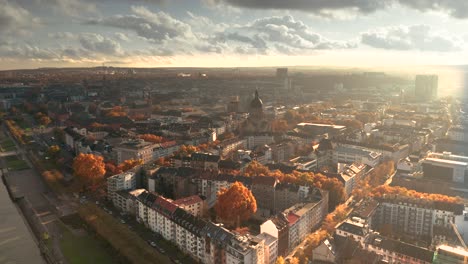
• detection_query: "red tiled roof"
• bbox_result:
[152,196,179,217]
[287,212,300,226]
[161,141,177,148]
[174,195,203,206]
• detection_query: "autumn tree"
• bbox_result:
[367,160,395,187]
[372,185,462,205]
[72,153,106,186]
[90,122,108,130]
[118,159,143,172]
[139,134,165,143]
[39,115,52,126]
[215,182,257,227]
[47,145,60,160]
[275,256,285,264]
[176,145,199,157]
[244,160,270,176]
[105,162,122,176]
[155,157,171,167]
[106,106,126,117]
[289,257,300,264]
[35,112,52,126]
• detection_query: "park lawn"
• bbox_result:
[0,138,16,151]
[5,155,29,171]
[79,203,171,264]
[58,222,116,264]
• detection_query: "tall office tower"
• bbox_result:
[415,75,438,101]
[276,68,288,79]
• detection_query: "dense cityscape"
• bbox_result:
[1,1,468,264]
[0,66,467,264]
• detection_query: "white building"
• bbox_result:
[256,233,278,264]
[108,171,137,202]
[422,152,468,183]
[333,145,382,167]
[113,188,145,215]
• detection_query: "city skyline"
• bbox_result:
[1,0,468,69]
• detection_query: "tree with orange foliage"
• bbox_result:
[90,122,108,129]
[105,162,122,176]
[118,159,143,172]
[72,153,106,185]
[39,115,52,126]
[131,114,147,121]
[372,185,462,205]
[106,106,126,117]
[275,256,285,264]
[176,145,200,157]
[155,157,171,167]
[139,134,165,143]
[244,160,270,176]
[215,182,257,227]
[289,257,299,264]
[234,226,250,236]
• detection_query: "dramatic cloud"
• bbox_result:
[400,0,468,19]
[38,0,97,17]
[0,0,40,36]
[0,43,59,60]
[361,24,463,51]
[78,33,123,55]
[215,0,468,18]
[213,15,355,54]
[114,32,130,42]
[86,6,194,43]
[213,0,388,13]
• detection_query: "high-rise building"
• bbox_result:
[276,68,288,79]
[415,75,438,101]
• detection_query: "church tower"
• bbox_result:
[249,90,264,120]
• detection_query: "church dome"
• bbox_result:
[250,90,263,109]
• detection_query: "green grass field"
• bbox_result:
[79,203,171,264]
[0,138,16,152]
[5,155,29,170]
[59,222,116,264]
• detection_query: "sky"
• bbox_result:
[1,0,468,69]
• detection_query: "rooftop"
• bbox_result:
[174,195,203,206]
[368,234,434,262]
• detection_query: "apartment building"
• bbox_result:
[114,139,157,164]
[136,190,271,264]
[108,171,137,202]
[372,195,463,239]
[174,195,204,217]
[256,233,278,264]
[365,234,434,264]
[448,127,468,143]
[113,188,145,215]
[333,145,382,167]
[325,163,368,198]
[422,152,468,184]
